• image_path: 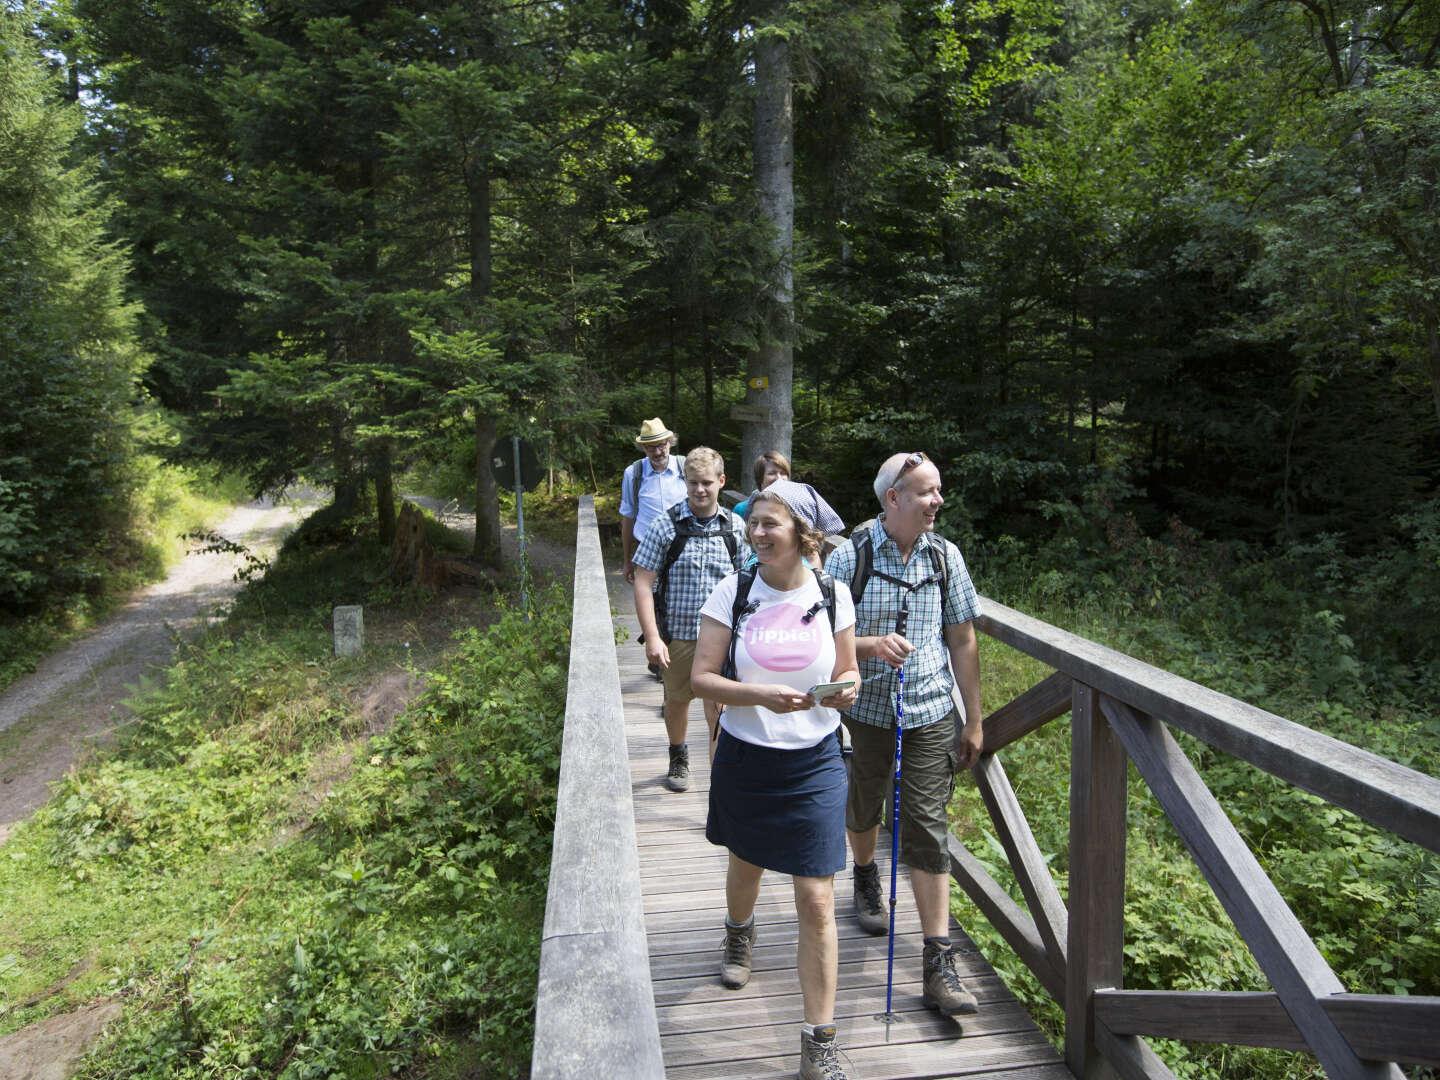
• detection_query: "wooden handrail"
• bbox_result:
[951,595,1440,1080]
[532,497,665,1079]
[977,598,1440,855]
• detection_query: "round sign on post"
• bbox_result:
[490,438,543,492]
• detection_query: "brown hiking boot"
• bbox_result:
[852,861,887,936]
[799,1024,853,1079]
[665,743,690,791]
[720,919,756,989]
[922,940,979,1015]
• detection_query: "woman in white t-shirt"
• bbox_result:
[691,480,860,1080]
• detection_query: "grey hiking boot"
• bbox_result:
[852,861,887,936]
[922,940,979,1015]
[665,743,690,791]
[799,1024,853,1080]
[720,919,756,989]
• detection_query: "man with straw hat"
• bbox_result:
[620,417,688,585]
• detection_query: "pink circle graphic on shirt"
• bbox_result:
[743,603,823,672]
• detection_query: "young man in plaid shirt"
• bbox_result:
[633,446,749,791]
[824,451,985,1016]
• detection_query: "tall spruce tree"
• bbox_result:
[0,4,145,609]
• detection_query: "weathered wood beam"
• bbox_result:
[976,598,1440,856]
[1100,696,1401,1080]
[981,669,1074,753]
[533,497,664,1080]
[1095,1020,1182,1080]
[1095,990,1440,1067]
[973,752,1069,973]
[948,834,1067,1002]
[1066,683,1129,1080]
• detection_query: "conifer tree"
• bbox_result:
[0,4,144,609]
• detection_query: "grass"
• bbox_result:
[0,503,568,1078]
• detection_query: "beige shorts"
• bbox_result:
[662,637,698,703]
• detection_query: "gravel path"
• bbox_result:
[0,495,311,841]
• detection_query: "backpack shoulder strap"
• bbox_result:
[654,504,693,642]
[630,458,644,510]
[927,537,947,588]
[850,528,874,606]
[718,507,741,569]
[811,567,837,631]
[722,566,760,681]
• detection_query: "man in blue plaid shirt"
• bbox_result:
[633,446,749,792]
[824,451,984,1017]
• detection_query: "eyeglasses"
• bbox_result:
[896,451,928,480]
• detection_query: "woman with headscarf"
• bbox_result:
[691,479,859,1080]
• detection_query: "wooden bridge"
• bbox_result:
[533,498,1440,1079]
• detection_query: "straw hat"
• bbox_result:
[634,417,676,446]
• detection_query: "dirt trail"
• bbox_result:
[0,496,310,842]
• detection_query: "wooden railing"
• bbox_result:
[960,597,1440,1080]
[532,497,664,1079]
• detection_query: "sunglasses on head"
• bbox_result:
[896,451,928,479]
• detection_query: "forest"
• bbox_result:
[1,0,1438,1075]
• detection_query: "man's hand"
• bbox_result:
[955,716,983,770]
[624,560,636,584]
[868,632,915,668]
[645,636,670,670]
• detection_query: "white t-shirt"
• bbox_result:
[700,570,857,750]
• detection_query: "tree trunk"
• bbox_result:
[473,411,503,566]
[374,442,396,545]
[467,153,503,567]
[743,11,795,471]
[1425,305,1440,428]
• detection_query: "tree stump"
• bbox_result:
[388,502,442,589]
[388,501,494,590]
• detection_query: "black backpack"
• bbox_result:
[846,519,947,637]
[721,564,838,681]
[654,503,743,642]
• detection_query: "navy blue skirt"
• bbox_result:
[706,728,847,877]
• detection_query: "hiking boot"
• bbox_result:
[799,1024,852,1080]
[852,862,887,936]
[922,941,979,1015]
[720,920,756,989]
[665,744,690,791]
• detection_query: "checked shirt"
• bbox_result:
[633,504,750,642]
[824,517,981,730]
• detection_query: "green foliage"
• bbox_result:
[0,3,146,611]
[955,492,1440,1078]
[0,524,568,1078]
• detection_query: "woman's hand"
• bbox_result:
[754,685,814,714]
[820,682,858,711]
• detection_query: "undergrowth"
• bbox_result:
[0,509,568,1078]
[947,492,1440,1079]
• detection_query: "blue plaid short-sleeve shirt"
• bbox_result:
[634,504,750,641]
[823,517,981,729]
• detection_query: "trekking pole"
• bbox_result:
[882,659,905,1023]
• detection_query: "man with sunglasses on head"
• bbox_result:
[824,451,985,1017]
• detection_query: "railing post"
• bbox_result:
[1066,683,1128,1080]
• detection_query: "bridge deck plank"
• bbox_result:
[610,571,1070,1079]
